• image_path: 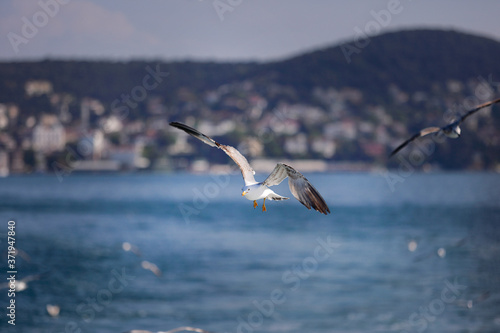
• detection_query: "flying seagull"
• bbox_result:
[122,241,142,257]
[169,122,330,215]
[141,260,162,277]
[0,273,41,292]
[390,97,500,157]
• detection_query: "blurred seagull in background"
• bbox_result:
[0,273,41,292]
[456,291,491,309]
[412,237,468,263]
[141,260,162,277]
[390,97,500,157]
[169,122,330,214]
[122,241,142,257]
[46,304,60,317]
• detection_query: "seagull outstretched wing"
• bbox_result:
[263,163,330,214]
[169,122,256,185]
[390,97,500,157]
[390,127,441,157]
[459,97,500,122]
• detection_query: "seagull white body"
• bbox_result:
[390,97,500,157]
[241,181,289,210]
[241,183,271,201]
[442,123,461,138]
[169,122,330,214]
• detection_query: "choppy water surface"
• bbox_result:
[0,172,499,333]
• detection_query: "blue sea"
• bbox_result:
[0,172,499,333]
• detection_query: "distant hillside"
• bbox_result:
[256,29,500,101]
[1,29,500,171]
[2,29,500,104]
[0,59,255,103]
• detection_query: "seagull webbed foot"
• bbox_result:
[262,198,267,212]
[253,200,258,209]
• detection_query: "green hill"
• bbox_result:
[1,29,500,171]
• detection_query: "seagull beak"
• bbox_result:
[242,191,247,196]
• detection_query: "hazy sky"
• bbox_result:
[1,0,500,62]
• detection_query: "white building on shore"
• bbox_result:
[32,115,66,154]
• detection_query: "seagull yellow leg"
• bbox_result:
[262,198,267,212]
[253,200,258,209]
